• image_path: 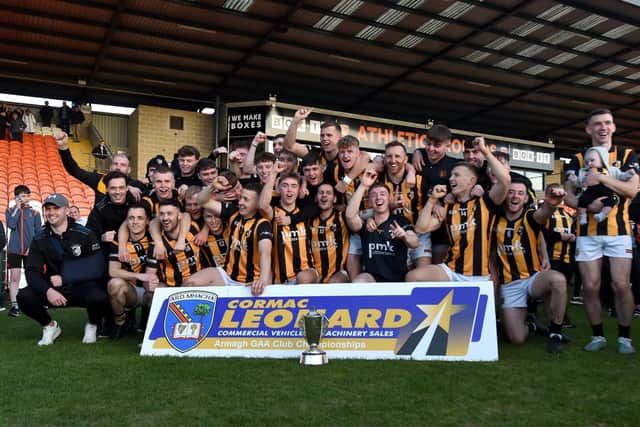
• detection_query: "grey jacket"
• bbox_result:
[5,204,42,255]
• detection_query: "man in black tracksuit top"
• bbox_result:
[17,193,108,346]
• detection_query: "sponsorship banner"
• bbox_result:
[140,282,498,361]
[227,106,266,139]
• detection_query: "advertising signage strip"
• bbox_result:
[225,102,554,171]
[140,283,498,361]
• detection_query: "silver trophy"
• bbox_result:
[298,308,329,365]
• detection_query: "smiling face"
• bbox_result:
[449,164,477,199]
[158,204,181,235]
[320,124,341,153]
[107,177,128,205]
[586,112,616,147]
[278,176,300,207]
[302,163,323,186]
[338,144,359,171]
[426,139,448,164]
[198,166,218,186]
[238,188,259,218]
[127,207,149,238]
[44,205,68,228]
[203,209,224,235]
[256,160,274,183]
[316,183,336,211]
[368,184,390,215]
[505,182,529,216]
[384,145,407,176]
[154,172,175,200]
[178,155,198,177]
[185,194,202,220]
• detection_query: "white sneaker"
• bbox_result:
[82,323,98,344]
[38,321,62,346]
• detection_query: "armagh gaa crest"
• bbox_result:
[163,291,217,353]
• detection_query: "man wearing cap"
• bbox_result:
[17,194,109,346]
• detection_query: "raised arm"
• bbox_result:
[258,161,287,220]
[533,185,566,225]
[243,131,266,175]
[284,108,312,159]
[346,168,377,232]
[477,137,510,205]
[414,184,446,233]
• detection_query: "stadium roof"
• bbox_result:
[2,0,640,155]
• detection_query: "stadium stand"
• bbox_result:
[0,133,94,218]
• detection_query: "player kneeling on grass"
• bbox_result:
[184,180,273,296]
[107,204,158,340]
[346,167,419,282]
[493,182,569,353]
[18,194,108,346]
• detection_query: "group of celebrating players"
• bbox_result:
[15,107,639,355]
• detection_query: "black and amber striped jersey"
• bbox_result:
[157,225,201,287]
[272,205,314,283]
[108,232,158,284]
[308,210,350,283]
[323,161,361,207]
[141,189,184,218]
[544,208,574,264]
[443,194,498,276]
[492,210,542,284]
[221,203,273,283]
[568,145,638,237]
[200,231,229,268]
[379,171,423,224]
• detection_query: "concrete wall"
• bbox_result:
[92,113,128,153]
[128,105,214,179]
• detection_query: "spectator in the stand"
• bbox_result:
[92,141,110,160]
[55,131,146,203]
[5,185,42,317]
[175,145,202,195]
[17,194,108,346]
[40,101,53,128]
[58,101,71,134]
[68,205,87,226]
[22,108,37,134]
[70,105,85,142]
[0,111,8,139]
[9,111,26,142]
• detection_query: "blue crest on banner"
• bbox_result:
[163,290,217,353]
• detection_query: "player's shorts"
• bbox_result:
[575,235,632,261]
[217,267,249,287]
[7,253,27,269]
[348,234,362,256]
[131,284,145,306]
[438,263,490,282]
[408,232,432,264]
[501,272,539,309]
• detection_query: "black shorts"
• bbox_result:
[7,253,27,269]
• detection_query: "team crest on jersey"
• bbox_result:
[164,290,217,353]
[70,244,82,257]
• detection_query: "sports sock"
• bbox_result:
[114,312,127,326]
[549,322,562,335]
[591,323,604,337]
[618,325,631,339]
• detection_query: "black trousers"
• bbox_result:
[17,273,109,326]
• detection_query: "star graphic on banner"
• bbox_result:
[413,290,466,334]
